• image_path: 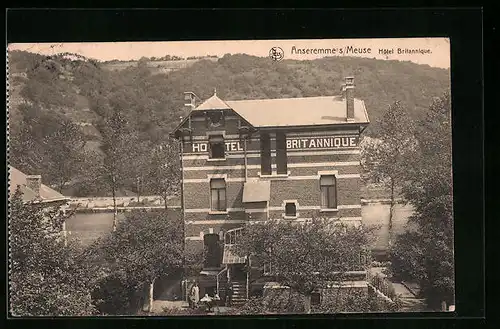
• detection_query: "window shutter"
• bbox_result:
[260,133,272,175]
[276,133,287,174]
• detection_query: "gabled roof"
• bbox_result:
[193,94,232,111]
[8,166,69,203]
[170,92,254,138]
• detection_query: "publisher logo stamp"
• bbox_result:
[269,47,284,61]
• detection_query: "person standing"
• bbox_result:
[188,283,193,308]
[187,282,194,309]
[191,282,200,308]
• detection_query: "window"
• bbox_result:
[276,132,287,174]
[320,175,337,209]
[209,135,225,159]
[285,202,297,217]
[263,247,273,275]
[210,178,226,211]
[282,200,298,219]
[311,291,321,306]
[260,133,272,175]
[263,262,272,275]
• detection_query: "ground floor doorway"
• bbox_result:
[203,233,222,269]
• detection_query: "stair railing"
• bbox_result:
[246,257,251,299]
[216,266,228,296]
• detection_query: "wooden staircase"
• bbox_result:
[231,280,247,306]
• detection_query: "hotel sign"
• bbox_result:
[286,136,359,149]
[192,142,243,152]
[190,135,359,153]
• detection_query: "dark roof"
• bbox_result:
[9,166,69,203]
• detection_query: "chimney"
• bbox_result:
[184,91,197,109]
[344,77,355,122]
[26,175,42,198]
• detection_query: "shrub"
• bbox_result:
[158,306,207,316]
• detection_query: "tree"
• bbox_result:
[235,219,373,314]
[144,140,181,209]
[98,108,130,231]
[70,148,106,197]
[9,116,44,174]
[9,103,62,176]
[361,101,416,245]
[9,189,96,316]
[389,93,454,310]
[9,104,90,193]
[41,119,87,192]
[88,210,184,314]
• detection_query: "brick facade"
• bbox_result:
[172,86,369,298]
[177,110,366,241]
[180,128,365,241]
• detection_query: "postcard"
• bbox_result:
[7,38,453,316]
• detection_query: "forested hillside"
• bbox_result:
[7,50,450,196]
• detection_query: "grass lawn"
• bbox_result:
[65,212,124,246]
[66,209,181,246]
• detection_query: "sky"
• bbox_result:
[8,38,450,69]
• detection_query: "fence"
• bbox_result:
[366,271,397,301]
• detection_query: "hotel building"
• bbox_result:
[171,77,370,305]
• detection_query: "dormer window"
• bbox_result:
[207,111,224,127]
[209,135,225,159]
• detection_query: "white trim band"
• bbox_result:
[246,217,362,224]
[181,149,360,159]
[185,236,204,241]
[245,208,269,213]
[182,174,360,183]
[185,219,248,225]
[182,161,360,171]
[184,207,245,213]
[190,116,240,122]
[184,205,361,213]
[268,205,361,211]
